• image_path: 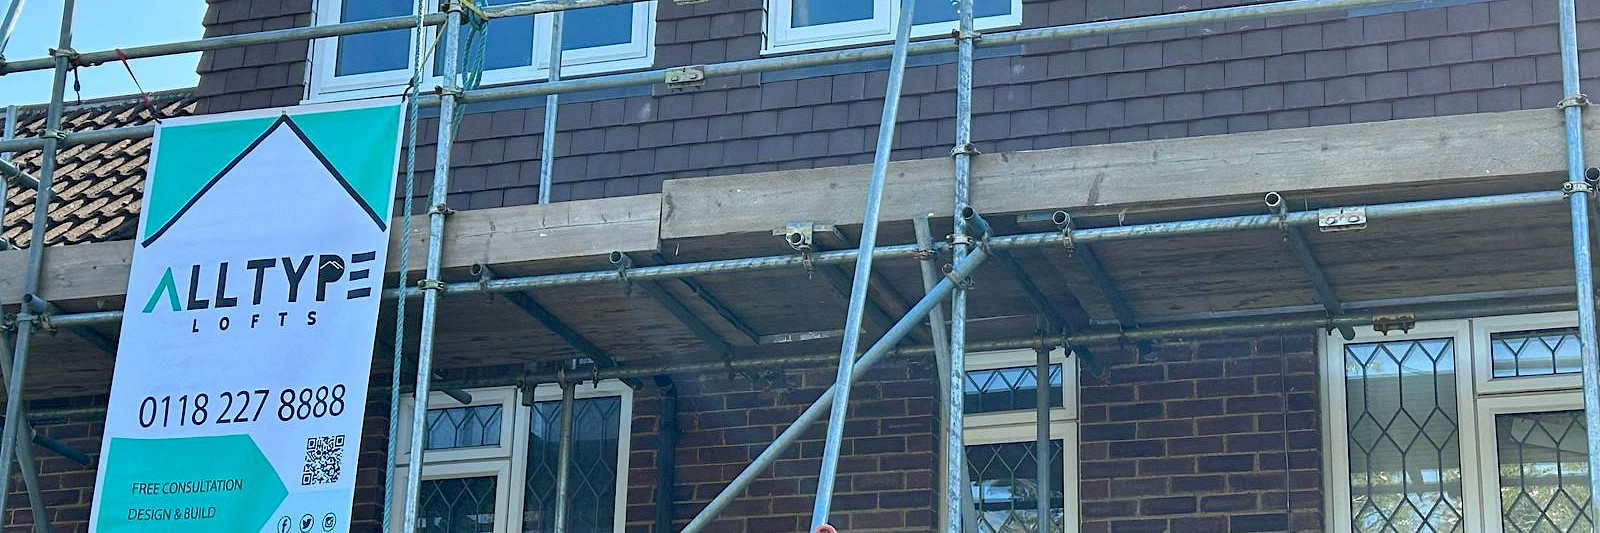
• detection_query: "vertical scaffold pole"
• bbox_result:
[1034,345,1051,532]
[400,2,462,531]
[537,10,564,204]
[552,379,576,533]
[2,104,16,244]
[945,0,977,531]
[1555,0,1600,525]
[0,0,72,525]
[809,0,917,528]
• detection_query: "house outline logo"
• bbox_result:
[139,113,389,248]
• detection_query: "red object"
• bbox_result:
[815,525,838,533]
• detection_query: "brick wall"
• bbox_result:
[627,361,940,533]
[1078,335,1323,533]
[0,335,1323,533]
[195,0,1600,212]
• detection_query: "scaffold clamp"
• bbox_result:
[40,129,68,141]
[950,142,979,158]
[1265,191,1288,241]
[1558,94,1591,109]
[665,66,706,90]
[417,279,446,292]
[1052,210,1076,256]
[1563,181,1595,197]
[1317,206,1367,233]
[1372,312,1417,335]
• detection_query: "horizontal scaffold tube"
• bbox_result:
[41,190,1566,328]
[0,0,1407,154]
[516,293,1578,385]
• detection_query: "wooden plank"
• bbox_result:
[0,194,665,306]
[661,108,1593,240]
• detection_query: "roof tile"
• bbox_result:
[3,90,197,248]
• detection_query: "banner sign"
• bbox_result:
[89,100,403,533]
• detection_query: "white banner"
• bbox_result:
[88,100,403,533]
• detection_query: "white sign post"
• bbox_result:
[88,100,403,533]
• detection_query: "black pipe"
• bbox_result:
[651,375,680,533]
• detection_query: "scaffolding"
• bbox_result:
[0,0,1593,532]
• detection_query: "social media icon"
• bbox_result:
[278,516,292,533]
[300,514,315,533]
[322,513,337,532]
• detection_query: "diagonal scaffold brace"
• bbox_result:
[808,0,919,529]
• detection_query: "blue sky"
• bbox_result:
[0,1,206,107]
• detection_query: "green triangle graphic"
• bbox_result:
[143,116,277,241]
[142,105,401,241]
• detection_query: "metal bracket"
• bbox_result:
[664,66,706,90]
[1558,94,1591,109]
[40,129,67,141]
[417,279,446,292]
[609,251,634,296]
[1317,206,1367,233]
[949,28,982,41]
[1371,312,1417,335]
[950,142,980,158]
[1265,191,1289,241]
[1052,210,1076,256]
[439,0,465,13]
[911,247,936,261]
[434,86,464,98]
[777,222,832,279]
[49,47,79,63]
[942,262,975,290]
[428,203,456,216]
[1563,181,1595,197]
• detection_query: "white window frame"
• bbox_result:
[962,347,1080,533]
[1471,390,1586,533]
[1471,311,1582,396]
[392,381,632,533]
[763,0,1023,55]
[1321,313,1585,533]
[307,0,656,102]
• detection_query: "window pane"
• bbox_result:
[563,5,633,51]
[425,405,503,450]
[1492,328,1581,378]
[913,0,1012,25]
[434,0,535,76]
[1497,410,1593,533]
[1344,338,1465,533]
[418,476,497,533]
[964,364,1063,415]
[791,0,875,27]
[967,440,1066,533]
[524,397,622,533]
[335,0,411,76]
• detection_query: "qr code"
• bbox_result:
[302,435,345,486]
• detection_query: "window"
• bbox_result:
[309,0,656,100]
[765,0,1022,54]
[395,382,632,533]
[963,348,1079,533]
[1323,312,1593,533]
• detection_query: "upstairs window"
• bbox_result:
[765,0,1021,54]
[309,0,655,100]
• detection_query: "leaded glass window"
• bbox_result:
[418,476,497,533]
[1491,328,1582,379]
[964,364,1064,415]
[1344,338,1465,533]
[967,440,1066,533]
[1497,410,1594,533]
[523,397,623,533]
[426,405,504,450]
